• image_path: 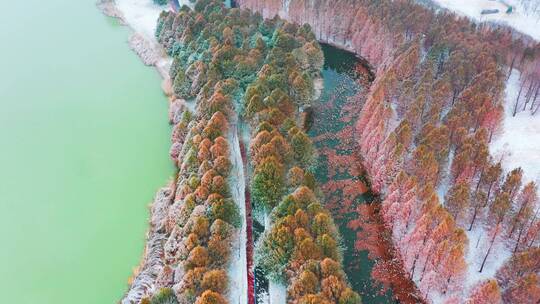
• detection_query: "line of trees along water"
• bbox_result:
[140,1,362,303]
[307,43,422,303]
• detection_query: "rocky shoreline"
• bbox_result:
[128,33,163,66]
[97,0,126,24]
[97,0,172,77]
[122,187,174,304]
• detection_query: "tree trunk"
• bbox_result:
[443,275,452,295]
[419,248,434,282]
[479,222,500,273]
[509,202,528,238]
[522,80,535,111]
[469,206,479,231]
[475,169,484,193]
[482,182,494,208]
[529,84,539,111]
[507,56,516,80]
[527,227,539,249]
[533,101,540,115]
[409,254,418,279]
[513,224,524,253]
[452,89,458,106]
[526,207,540,249]
[513,82,525,117]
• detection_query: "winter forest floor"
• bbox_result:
[491,69,540,186]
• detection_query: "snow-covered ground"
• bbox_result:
[228,124,249,304]
[268,282,287,304]
[463,224,512,292]
[254,278,286,304]
[491,69,540,185]
[428,223,513,302]
[115,0,166,39]
[112,0,191,76]
[429,0,540,41]
[432,69,537,302]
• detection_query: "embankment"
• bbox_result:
[97,1,180,302]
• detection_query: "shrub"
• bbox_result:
[211,198,241,228]
[149,288,178,304]
[201,269,228,293]
[195,290,227,304]
[251,156,285,210]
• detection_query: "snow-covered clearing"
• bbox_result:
[429,0,540,41]
[463,224,512,292]
[228,124,249,304]
[491,69,540,185]
[115,0,165,39]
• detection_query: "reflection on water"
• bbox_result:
[307,44,394,303]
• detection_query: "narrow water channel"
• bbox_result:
[251,43,395,303]
[307,44,394,303]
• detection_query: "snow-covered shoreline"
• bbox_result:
[100,1,252,303]
[97,1,177,302]
[97,0,172,80]
[121,187,174,304]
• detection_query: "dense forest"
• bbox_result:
[134,1,361,303]
[114,0,540,302]
[236,0,540,302]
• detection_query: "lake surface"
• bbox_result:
[0,1,173,303]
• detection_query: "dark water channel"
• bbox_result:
[252,43,394,303]
[307,44,395,303]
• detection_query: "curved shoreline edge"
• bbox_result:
[99,1,368,303]
[97,1,177,302]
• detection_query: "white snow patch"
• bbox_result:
[156,57,173,79]
[431,0,540,41]
[228,124,249,304]
[463,224,512,294]
[268,281,287,304]
[256,281,287,304]
[111,0,174,82]
[491,69,540,185]
[437,149,455,202]
[115,0,166,40]
[184,98,197,112]
[113,0,192,78]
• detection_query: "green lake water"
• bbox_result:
[0,1,173,303]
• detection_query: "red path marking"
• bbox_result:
[240,140,255,304]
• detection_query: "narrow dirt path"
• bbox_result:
[238,128,255,304]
